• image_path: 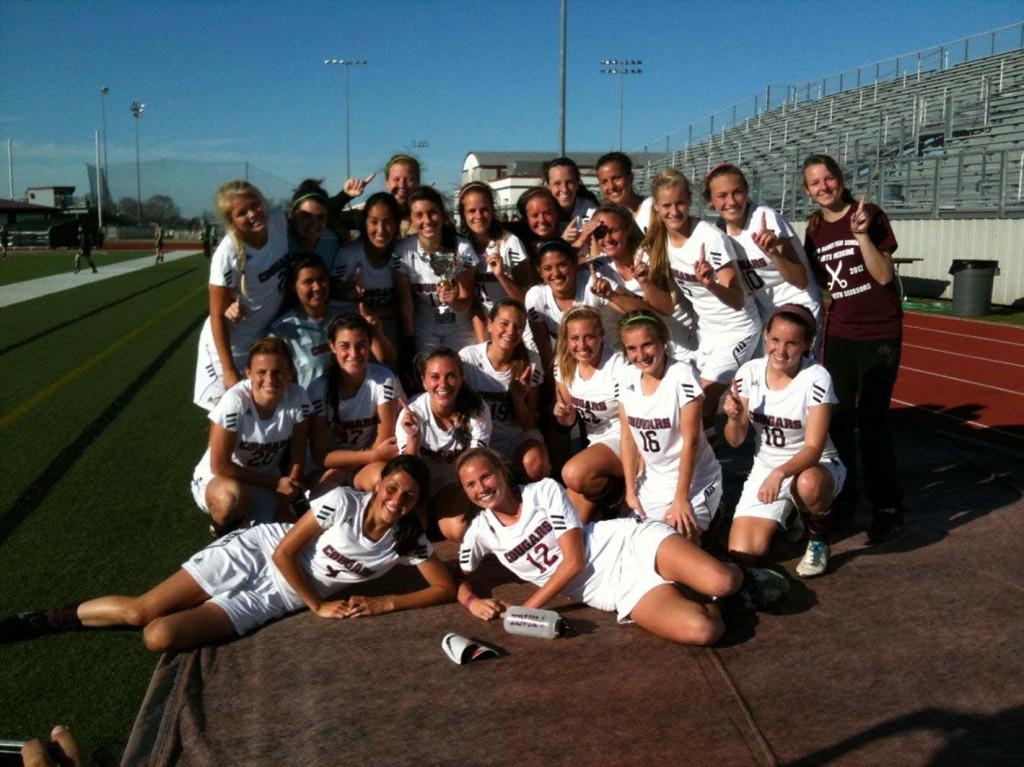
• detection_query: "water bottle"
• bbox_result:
[502,606,568,639]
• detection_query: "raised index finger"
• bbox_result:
[858,191,868,212]
[363,172,376,185]
[731,378,740,399]
[759,211,767,232]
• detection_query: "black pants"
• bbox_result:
[824,335,903,511]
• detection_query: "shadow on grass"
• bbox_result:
[0,312,206,546]
[0,266,199,356]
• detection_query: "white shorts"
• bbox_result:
[637,468,723,531]
[193,319,248,412]
[191,461,281,525]
[414,323,478,354]
[585,518,675,622]
[584,429,620,456]
[696,329,760,385]
[182,524,298,635]
[491,427,545,459]
[733,457,846,526]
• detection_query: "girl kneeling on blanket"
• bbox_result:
[0,456,455,652]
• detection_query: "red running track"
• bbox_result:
[894,312,1024,452]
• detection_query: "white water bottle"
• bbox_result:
[502,606,568,639]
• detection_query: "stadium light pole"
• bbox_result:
[323,58,368,179]
[99,86,109,229]
[130,101,144,222]
[599,59,643,151]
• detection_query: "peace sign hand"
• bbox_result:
[850,192,871,236]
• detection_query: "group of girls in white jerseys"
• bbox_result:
[7,149,901,653]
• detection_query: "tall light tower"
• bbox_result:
[99,86,109,229]
[323,58,368,179]
[599,59,643,151]
[130,101,145,222]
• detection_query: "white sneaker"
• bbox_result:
[796,540,830,578]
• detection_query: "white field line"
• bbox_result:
[904,323,1024,348]
[903,343,1024,369]
[899,366,1024,396]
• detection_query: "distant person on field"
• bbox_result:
[74,223,98,274]
[154,223,165,264]
[201,219,213,258]
[1,224,9,259]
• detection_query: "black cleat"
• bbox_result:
[867,508,904,544]
[0,611,57,643]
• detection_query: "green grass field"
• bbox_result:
[0,250,153,286]
[0,254,211,762]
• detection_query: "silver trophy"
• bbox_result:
[428,251,457,323]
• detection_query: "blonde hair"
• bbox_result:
[555,306,604,383]
[640,169,692,295]
[214,180,267,296]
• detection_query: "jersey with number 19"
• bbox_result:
[553,345,625,447]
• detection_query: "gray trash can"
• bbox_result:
[948,259,1000,316]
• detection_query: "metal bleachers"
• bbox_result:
[635,23,1024,220]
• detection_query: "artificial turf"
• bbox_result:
[0,250,151,286]
[0,254,211,762]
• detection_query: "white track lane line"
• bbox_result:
[892,397,1024,445]
[903,343,1024,369]
[903,323,1024,348]
[899,366,1024,396]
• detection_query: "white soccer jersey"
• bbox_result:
[734,357,839,470]
[333,242,397,310]
[264,488,432,608]
[209,209,291,350]
[617,359,720,497]
[458,342,544,446]
[474,232,529,311]
[392,234,478,339]
[719,204,822,323]
[526,272,613,346]
[459,479,646,613]
[194,380,311,477]
[553,345,625,444]
[634,196,653,233]
[396,393,493,490]
[307,363,399,451]
[667,220,760,336]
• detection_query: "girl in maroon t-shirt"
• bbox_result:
[802,154,903,543]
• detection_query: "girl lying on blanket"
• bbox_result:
[454,448,788,646]
[0,456,455,652]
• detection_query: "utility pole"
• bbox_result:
[130,101,145,221]
[599,59,643,151]
[324,58,368,178]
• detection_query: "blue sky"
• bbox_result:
[2,1,1021,214]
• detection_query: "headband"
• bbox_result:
[619,312,662,329]
[771,303,817,329]
[705,162,739,181]
[291,192,328,211]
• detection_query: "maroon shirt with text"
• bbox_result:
[804,203,901,341]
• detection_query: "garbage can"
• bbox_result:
[948,260,1000,316]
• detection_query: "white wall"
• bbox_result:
[789,218,1023,306]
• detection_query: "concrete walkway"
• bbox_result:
[0,250,203,309]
